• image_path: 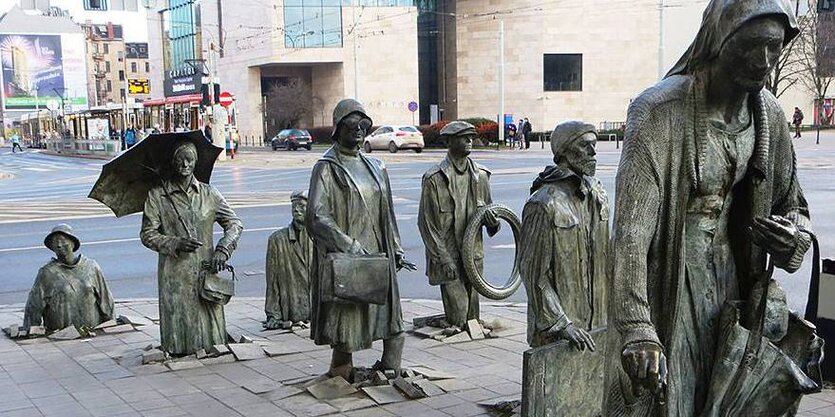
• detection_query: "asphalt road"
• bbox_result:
[0,135,833,315]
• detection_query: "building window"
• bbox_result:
[107,80,112,92]
[84,0,108,11]
[131,62,137,72]
[105,61,110,72]
[103,43,109,54]
[119,70,125,81]
[164,0,200,74]
[284,1,343,48]
[145,62,150,72]
[543,53,582,92]
[120,89,125,99]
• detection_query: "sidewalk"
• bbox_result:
[0,299,832,417]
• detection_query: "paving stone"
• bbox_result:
[199,355,236,366]
[239,335,254,344]
[94,320,119,330]
[261,342,305,357]
[413,314,447,328]
[118,315,153,326]
[325,393,376,412]
[443,331,472,344]
[410,366,456,380]
[467,319,486,340]
[413,326,446,338]
[227,343,265,361]
[166,360,203,371]
[413,378,446,397]
[362,385,409,405]
[49,326,81,341]
[209,344,230,356]
[103,324,135,334]
[257,385,303,402]
[142,350,166,364]
[434,378,477,392]
[27,326,45,337]
[241,380,279,395]
[392,376,427,399]
[195,349,208,359]
[306,376,357,400]
[6,324,19,338]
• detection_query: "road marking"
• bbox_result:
[0,226,281,253]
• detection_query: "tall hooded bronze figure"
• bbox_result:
[606,0,816,416]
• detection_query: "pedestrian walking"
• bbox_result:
[516,119,525,149]
[10,133,23,153]
[124,125,137,149]
[792,106,804,138]
[523,117,532,149]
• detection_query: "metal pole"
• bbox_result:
[658,0,665,79]
[353,2,359,99]
[122,49,129,148]
[498,20,505,149]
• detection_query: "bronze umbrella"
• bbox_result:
[88,130,223,218]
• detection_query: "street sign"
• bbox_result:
[128,79,150,95]
[219,91,234,107]
[408,101,418,112]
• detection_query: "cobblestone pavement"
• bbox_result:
[0,299,832,417]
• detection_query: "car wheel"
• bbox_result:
[304,145,312,151]
[414,148,423,153]
[363,142,372,153]
[388,142,398,153]
[272,144,278,151]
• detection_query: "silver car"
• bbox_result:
[363,125,424,153]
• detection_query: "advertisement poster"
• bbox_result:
[86,118,110,142]
[0,33,88,110]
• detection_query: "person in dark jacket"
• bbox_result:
[523,117,532,149]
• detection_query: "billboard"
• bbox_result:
[0,33,88,111]
[125,42,148,59]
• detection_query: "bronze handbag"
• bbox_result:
[321,253,389,305]
[199,263,236,305]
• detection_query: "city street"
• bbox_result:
[1,134,834,314]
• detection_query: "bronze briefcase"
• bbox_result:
[322,253,390,305]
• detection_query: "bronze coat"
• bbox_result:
[23,255,114,332]
[520,175,609,348]
[306,147,404,352]
[265,223,313,323]
[605,75,811,416]
[141,178,243,355]
[418,156,492,286]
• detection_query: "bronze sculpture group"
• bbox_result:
[19,0,823,414]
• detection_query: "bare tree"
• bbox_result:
[766,9,807,98]
[262,78,313,138]
[796,2,835,143]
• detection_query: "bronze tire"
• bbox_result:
[461,203,522,300]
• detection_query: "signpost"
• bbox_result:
[128,79,150,95]
[219,91,234,107]
[408,101,418,125]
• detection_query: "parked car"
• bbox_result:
[363,125,424,153]
[271,129,313,151]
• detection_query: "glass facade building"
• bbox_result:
[165,0,199,73]
[283,0,422,49]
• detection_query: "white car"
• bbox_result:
[364,125,424,153]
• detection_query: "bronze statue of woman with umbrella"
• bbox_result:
[89,131,243,355]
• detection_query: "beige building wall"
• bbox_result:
[206,2,419,139]
[454,0,816,131]
[454,0,661,132]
